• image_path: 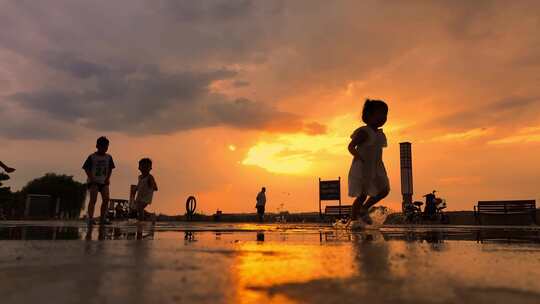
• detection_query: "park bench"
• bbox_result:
[324,205,352,219]
[474,200,537,225]
[108,199,129,219]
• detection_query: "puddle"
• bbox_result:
[1,222,540,303]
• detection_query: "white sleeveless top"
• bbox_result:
[135,175,156,205]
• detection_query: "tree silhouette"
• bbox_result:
[20,173,87,219]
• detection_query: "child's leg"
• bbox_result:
[137,202,147,221]
[87,185,99,220]
[99,185,110,223]
[361,188,390,212]
[351,194,367,220]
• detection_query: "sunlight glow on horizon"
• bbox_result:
[240,114,408,175]
[241,115,355,174]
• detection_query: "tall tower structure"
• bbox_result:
[399,142,413,212]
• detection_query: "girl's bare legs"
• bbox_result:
[351,194,367,220]
[359,188,390,224]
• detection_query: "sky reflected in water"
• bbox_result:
[1,223,540,303]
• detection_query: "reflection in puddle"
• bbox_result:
[1,224,540,244]
[0,226,81,240]
[0,225,156,241]
[2,224,540,303]
[246,231,540,304]
[381,227,540,244]
[184,231,197,242]
[233,234,355,303]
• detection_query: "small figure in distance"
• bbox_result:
[83,136,115,225]
[0,161,15,173]
[347,99,390,229]
[255,187,266,222]
[132,158,158,223]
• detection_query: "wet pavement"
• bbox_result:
[1,222,540,304]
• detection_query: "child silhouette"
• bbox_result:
[82,136,115,225]
[347,99,390,228]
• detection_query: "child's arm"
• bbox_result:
[150,175,158,191]
[84,169,95,183]
[82,156,95,182]
[348,130,368,160]
[105,169,113,185]
[0,161,15,173]
[129,182,138,209]
[104,156,116,185]
[131,181,138,197]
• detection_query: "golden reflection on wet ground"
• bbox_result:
[1,223,540,303]
[232,238,355,303]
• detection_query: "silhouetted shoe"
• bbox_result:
[349,220,366,230]
[361,213,373,225]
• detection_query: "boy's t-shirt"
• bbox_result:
[135,174,157,205]
[82,152,115,184]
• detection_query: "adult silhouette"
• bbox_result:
[255,187,266,222]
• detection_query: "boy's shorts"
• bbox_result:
[87,182,108,192]
[135,200,150,209]
[128,209,138,219]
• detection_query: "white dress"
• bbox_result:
[348,126,389,197]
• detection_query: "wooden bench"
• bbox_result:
[324,205,352,219]
[474,200,537,225]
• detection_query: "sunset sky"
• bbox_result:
[1,1,540,215]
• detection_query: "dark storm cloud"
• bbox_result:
[11,59,234,120]
[12,90,85,119]
[0,0,322,139]
[42,52,111,79]
[2,0,539,140]
[10,60,307,135]
[152,0,256,22]
[0,119,73,140]
[0,104,74,140]
[208,98,306,132]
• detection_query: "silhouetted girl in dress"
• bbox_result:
[348,99,390,228]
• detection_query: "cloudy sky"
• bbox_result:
[1,0,540,214]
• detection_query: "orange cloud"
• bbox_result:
[488,126,540,145]
[430,128,491,142]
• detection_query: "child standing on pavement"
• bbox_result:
[83,136,115,225]
[132,158,158,222]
